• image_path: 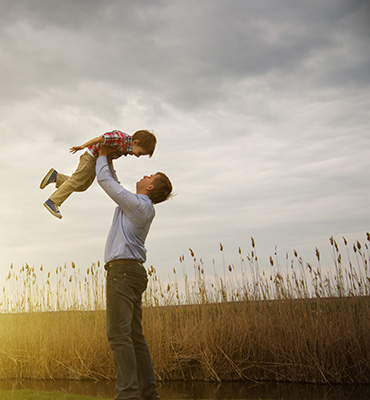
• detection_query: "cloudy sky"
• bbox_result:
[0,0,369,287]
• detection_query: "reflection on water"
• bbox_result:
[0,379,369,400]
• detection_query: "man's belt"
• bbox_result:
[104,258,144,270]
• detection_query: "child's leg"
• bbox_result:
[49,152,96,206]
[55,173,70,188]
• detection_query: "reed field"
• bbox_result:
[0,234,369,385]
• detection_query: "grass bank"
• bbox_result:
[0,235,369,384]
[0,390,109,400]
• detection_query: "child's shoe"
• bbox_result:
[43,199,62,219]
[40,168,58,189]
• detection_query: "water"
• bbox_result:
[0,379,369,399]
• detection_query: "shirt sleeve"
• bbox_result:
[103,131,128,148]
[102,133,117,147]
[96,156,139,216]
[108,162,120,183]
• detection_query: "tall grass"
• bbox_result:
[2,262,105,313]
[144,234,370,306]
[0,234,369,384]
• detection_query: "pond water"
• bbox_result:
[0,379,369,399]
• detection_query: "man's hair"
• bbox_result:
[132,130,157,157]
[149,172,173,205]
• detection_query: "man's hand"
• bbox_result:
[99,144,116,157]
[70,145,84,154]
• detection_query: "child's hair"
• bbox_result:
[132,130,157,157]
[149,172,173,204]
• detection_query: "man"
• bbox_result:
[96,145,172,400]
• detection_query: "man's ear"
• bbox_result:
[132,139,140,145]
[147,184,155,193]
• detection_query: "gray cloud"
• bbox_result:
[2,0,368,112]
[0,0,369,286]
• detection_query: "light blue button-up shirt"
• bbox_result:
[96,156,155,263]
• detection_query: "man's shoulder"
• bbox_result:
[126,194,154,221]
[138,194,154,209]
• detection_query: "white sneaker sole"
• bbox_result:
[43,202,62,219]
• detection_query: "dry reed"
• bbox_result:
[0,234,369,384]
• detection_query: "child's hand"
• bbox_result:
[70,146,84,154]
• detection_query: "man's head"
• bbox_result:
[136,172,173,204]
[130,130,157,158]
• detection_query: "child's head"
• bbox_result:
[131,130,157,158]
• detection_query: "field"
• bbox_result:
[0,235,369,384]
[0,390,110,400]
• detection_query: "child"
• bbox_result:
[40,129,156,219]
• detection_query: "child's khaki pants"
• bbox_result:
[50,152,96,206]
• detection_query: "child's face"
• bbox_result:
[130,141,149,158]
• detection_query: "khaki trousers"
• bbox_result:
[50,152,96,206]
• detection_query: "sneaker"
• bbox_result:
[43,199,62,219]
[40,168,57,189]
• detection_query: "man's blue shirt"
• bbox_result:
[96,156,155,263]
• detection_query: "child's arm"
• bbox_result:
[70,136,105,154]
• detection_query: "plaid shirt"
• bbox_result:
[88,130,132,160]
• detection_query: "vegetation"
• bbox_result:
[0,390,110,400]
[0,234,369,384]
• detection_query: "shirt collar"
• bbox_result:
[138,193,154,206]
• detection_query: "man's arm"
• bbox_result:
[108,160,120,183]
[70,136,105,154]
[96,147,139,215]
